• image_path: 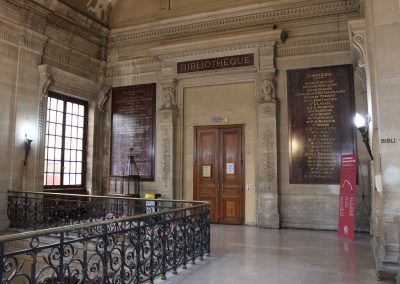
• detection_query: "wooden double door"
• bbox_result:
[194,125,244,224]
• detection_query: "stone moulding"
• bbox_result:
[108,0,359,52]
[0,18,48,53]
[276,36,350,57]
[107,57,161,77]
[44,40,105,78]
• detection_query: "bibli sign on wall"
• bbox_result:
[338,154,357,240]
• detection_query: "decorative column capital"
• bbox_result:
[160,80,178,111]
[352,32,366,68]
[38,65,53,100]
[258,72,277,104]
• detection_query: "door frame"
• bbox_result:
[193,124,245,224]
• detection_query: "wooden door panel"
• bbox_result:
[195,128,219,222]
[221,129,241,192]
[220,128,242,224]
[194,126,243,224]
[220,198,241,224]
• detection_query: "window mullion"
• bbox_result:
[60,99,67,187]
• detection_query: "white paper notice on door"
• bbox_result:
[226,163,235,174]
[202,165,211,177]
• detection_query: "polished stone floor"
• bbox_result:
[158,224,393,284]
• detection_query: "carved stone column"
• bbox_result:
[256,72,279,229]
[93,85,111,195]
[158,80,178,199]
[35,65,53,191]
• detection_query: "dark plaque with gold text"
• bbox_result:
[111,84,156,181]
[287,65,355,184]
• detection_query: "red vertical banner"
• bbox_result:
[338,154,357,240]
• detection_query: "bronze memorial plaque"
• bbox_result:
[111,84,156,181]
[287,65,355,184]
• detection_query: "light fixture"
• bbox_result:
[354,113,373,160]
[24,135,33,166]
[123,147,140,196]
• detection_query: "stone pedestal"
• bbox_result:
[256,101,279,228]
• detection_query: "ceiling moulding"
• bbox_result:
[108,0,361,54]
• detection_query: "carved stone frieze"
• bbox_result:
[158,43,263,62]
[276,36,350,57]
[86,0,117,23]
[261,129,275,192]
[107,57,161,77]
[0,18,48,52]
[160,128,171,187]
[109,0,359,53]
[355,66,366,96]
[44,40,105,78]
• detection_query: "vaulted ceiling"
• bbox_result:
[61,0,291,28]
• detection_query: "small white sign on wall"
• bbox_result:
[226,163,235,174]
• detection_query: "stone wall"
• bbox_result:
[0,0,109,230]
[106,0,368,229]
[365,0,400,279]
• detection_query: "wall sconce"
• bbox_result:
[24,135,33,166]
[354,113,373,160]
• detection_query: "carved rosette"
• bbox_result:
[259,72,277,104]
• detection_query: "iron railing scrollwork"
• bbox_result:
[2,191,210,283]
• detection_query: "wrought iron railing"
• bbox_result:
[2,191,210,283]
[8,191,197,229]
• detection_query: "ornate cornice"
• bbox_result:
[45,65,103,101]
[44,40,105,78]
[158,42,266,62]
[108,0,360,54]
[106,57,161,77]
[276,36,350,57]
[0,18,48,53]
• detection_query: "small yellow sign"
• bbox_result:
[202,165,212,177]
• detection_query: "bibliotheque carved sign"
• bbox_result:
[177,54,254,73]
[111,84,156,181]
[287,65,355,184]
